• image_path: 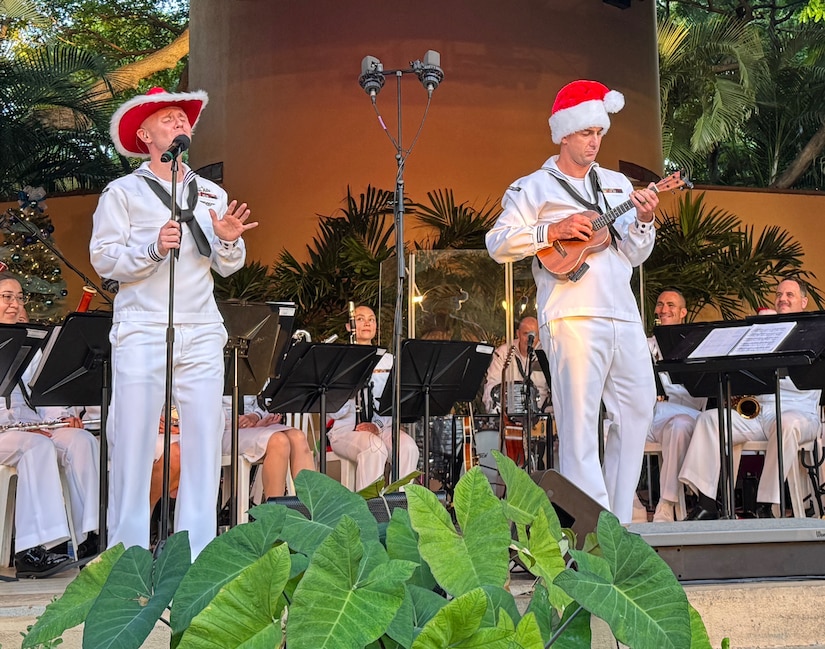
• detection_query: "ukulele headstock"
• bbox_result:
[654,170,693,193]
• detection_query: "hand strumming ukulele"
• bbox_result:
[536,171,692,282]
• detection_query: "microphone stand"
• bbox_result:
[523,341,535,471]
[157,156,181,555]
[364,58,438,483]
[0,209,114,306]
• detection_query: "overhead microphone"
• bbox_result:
[358,55,385,100]
[160,134,191,163]
[413,50,444,95]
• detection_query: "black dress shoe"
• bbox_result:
[685,505,719,521]
[14,545,73,579]
[76,532,100,560]
[754,503,775,519]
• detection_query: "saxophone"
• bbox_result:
[731,395,760,419]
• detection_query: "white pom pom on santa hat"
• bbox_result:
[548,80,625,144]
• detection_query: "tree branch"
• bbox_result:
[770,120,825,188]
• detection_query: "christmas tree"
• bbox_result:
[0,186,68,323]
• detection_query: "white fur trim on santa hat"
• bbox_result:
[548,89,624,144]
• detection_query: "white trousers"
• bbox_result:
[680,408,820,504]
[544,317,655,523]
[328,427,420,491]
[646,403,700,504]
[49,427,100,541]
[0,431,69,552]
[108,322,227,558]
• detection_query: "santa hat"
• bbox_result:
[109,87,209,158]
[548,80,625,144]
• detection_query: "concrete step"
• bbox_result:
[4,567,824,649]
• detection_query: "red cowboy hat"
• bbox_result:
[109,87,209,158]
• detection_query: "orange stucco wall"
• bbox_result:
[186,0,663,267]
[5,1,824,316]
[3,187,824,317]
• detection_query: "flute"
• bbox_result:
[0,418,101,432]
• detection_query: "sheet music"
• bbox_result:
[688,326,749,359]
[27,325,61,387]
[688,322,796,359]
[728,321,796,355]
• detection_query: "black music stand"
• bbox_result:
[260,342,383,474]
[27,312,112,547]
[376,340,493,488]
[656,313,825,518]
[0,323,49,581]
[218,301,294,527]
[0,322,50,400]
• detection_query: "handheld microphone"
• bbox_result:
[526,331,535,353]
[160,134,191,163]
[358,56,385,100]
[413,50,444,95]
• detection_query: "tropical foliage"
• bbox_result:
[0,41,124,197]
[22,453,718,649]
[0,0,190,199]
[642,191,822,324]
[658,1,825,189]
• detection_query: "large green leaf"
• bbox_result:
[83,531,191,649]
[386,506,436,589]
[689,604,714,649]
[525,582,592,648]
[410,588,543,649]
[287,516,416,649]
[514,507,571,612]
[495,450,562,539]
[410,587,487,648]
[554,512,691,649]
[406,469,510,597]
[383,581,452,649]
[276,470,380,555]
[170,506,288,646]
[22,544,125,648]
[177,544,291,649]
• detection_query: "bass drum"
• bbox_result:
[474,418,505,497]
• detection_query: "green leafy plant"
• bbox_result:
[642,190,821,325]
[23,453,719,648]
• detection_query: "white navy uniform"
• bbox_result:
[0,353,99,551]
[90,163,246,557]
[680,377,820,506]
[327,353,420,491]
[486,156,656,523]
[646,337,706,505]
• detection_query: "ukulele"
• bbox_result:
[536,170,692,282]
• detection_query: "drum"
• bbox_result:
[506,381,541,417]
[474,417,505,497]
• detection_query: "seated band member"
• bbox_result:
[680,278,820,520]
[482,316,551,415]
[151,397,316,513]
[647,289,706,522]
[327,306,420,491]
[0,271,100,577]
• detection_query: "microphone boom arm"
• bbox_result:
[0,209,114,305]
